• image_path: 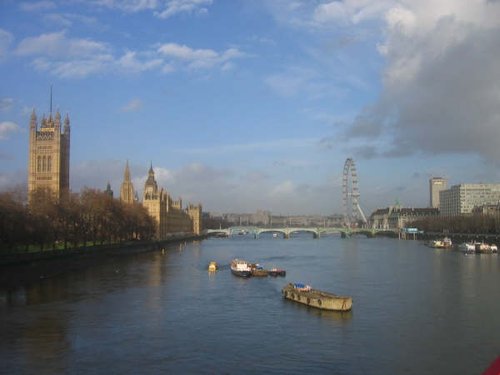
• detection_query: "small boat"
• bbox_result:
[429,237,452,248]
[459,242,476,253]
[282,283,352,311]
[230,259,252,277]
[268,268,286,277]
[208,261,218,272]
[475,242,497,253]
[251,264,269,277]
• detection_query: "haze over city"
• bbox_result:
[1,0,500,215]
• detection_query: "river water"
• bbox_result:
[1,235,499,374]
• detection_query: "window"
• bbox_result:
[42,156,46,172]
[47,156,52,172]
[37,156,41,172]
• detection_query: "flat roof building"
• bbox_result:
[429,177,447,209]
[439,183,500,216]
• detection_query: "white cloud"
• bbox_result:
[0,121,21,140]
[91,0,213,18]
[155,0,213,19]
[117,50,163,73]
[343,0,500,164]
[0,29,13,59]
[20,1,56,12]
[15,31,113,78]
[314,0,395,25]
[92,0,158,12]
[262,0,394,30]
[157,43,244,71]
[0,98,14,112]
[16,31,108,58]
[13,31,244,78]
[121,98,143,112]
[32,55,113,79]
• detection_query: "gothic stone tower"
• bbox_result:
[120,161,135,204]
[28,109,70,202]
[142,164,168,239]
[188,203,203,235]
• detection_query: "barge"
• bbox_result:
[268,268,286,277]
[250,264,269,277]
[282,283,352,311]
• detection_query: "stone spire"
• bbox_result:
[145,162,156,188]
[30,109,37,130]
[120,160,135,204]
[124,160,131,181]
[54,110,61,131]
[64,114,70,134]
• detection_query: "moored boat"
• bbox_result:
[476,242,496,253]
[429,237,452,248]
[282,283,352,311]
[230,259,252,277]
[268,268,286,277]
[459,242,476,253]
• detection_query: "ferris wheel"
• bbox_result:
[342,158,367,226]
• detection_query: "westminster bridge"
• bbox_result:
[205,226,396,239]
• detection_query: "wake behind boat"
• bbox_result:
[230,259,252,277]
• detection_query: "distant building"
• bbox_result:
[440,184,500,216]
[28,109,70,202]
[370,206,439,230]
[120,161,135,204]
[105,182,113,198]
[122,163,202,238]
[472,204,500,216]
[429,177,447,208]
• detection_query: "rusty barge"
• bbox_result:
[282,283,352,312]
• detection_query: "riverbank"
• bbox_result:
[0,234,207,289]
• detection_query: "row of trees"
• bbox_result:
[410,215,500,235]
[0,188,156,252]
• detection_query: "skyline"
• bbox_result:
[1,1,500,215]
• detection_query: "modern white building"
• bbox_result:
[439,184,500,216]
[429,177,447,208]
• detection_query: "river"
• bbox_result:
[1,235,499,374]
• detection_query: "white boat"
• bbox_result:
[475,242,497,253]
[459,242,475,253]
[230,259,252,277]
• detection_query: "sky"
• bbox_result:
[1,0,500,216]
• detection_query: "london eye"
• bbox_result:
[342,158,367,227]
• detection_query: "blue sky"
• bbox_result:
[1,0,500,215]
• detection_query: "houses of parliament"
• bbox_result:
[28,103,202,238]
